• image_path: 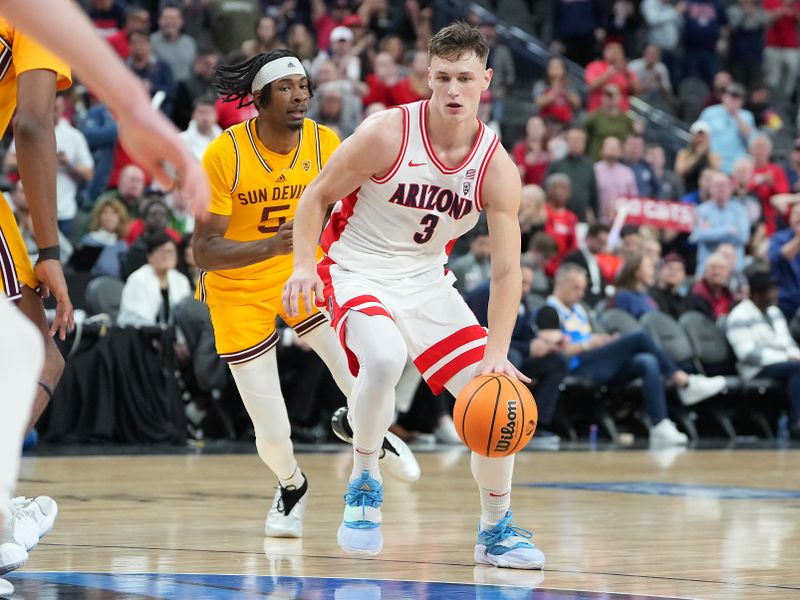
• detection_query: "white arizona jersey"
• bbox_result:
[320,100,500,280]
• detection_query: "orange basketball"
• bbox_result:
[453,374,538,457]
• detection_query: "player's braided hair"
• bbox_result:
[215,49,313,109]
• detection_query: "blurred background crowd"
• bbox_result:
[5,0,800,449]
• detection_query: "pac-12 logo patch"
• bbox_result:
[462,181,472,196]
[302,160,311,172]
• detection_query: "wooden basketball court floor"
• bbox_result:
[6,446,800,599]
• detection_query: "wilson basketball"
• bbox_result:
[453,375,538,457]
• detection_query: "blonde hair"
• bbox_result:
[88,198,129,238]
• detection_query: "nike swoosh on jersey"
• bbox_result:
[407,160,427,167]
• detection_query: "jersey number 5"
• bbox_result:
[258,204,291,234]
[413,214,439,244]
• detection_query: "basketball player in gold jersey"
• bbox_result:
[0,13,75,580]
[193,50,419,538]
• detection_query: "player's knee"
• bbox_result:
[364,348,407,387]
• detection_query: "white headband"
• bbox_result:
[251,57,307,93]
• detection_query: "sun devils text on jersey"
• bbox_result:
[199,117,339,306]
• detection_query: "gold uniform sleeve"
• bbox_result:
[202,134,237,217]
[11,28,71,90]
[317,124,341,167]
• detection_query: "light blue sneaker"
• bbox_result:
[336,471,383,556]
[474,511,545,569]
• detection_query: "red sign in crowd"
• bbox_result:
[613,197,696,233]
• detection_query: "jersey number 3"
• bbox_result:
[258,204,290,234]
[413,214,439,244]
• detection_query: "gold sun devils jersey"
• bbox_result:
[200,117,340,305]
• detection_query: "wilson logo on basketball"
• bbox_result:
[494,400,518,453]
[525,419,536,437]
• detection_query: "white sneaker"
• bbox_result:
[678,375,726,406]
[649,419,689,446]
[5,505,38,552]
[12,496,58,544]
[337,471,383,556]
[264,476,308,538]
[0,535,27,577]
[331,408,421,482]
[379,432,421,481]
[434,416,462,445]
[0,577,13,597]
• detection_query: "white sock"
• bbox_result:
[0,299,43,519]
[278,462,305,489]
[479,488,511,530]
[470,453,515,531]
[228,348,297,483]
[352,447,381,482]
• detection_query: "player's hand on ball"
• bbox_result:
[474,355,532,384]
[283,265,324,318]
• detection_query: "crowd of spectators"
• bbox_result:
[3,0,800,445]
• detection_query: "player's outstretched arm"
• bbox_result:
[282,109,402,317]
[476,149,531,383]
[0,0,209,216]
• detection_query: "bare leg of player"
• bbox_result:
[17,285,65,431]
[300,322,420,482]
[0,297,44,593]
[444,367,545,570]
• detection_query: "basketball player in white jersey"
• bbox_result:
[0,1,209,594]
[284,22,544,568]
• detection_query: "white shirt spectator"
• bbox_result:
[726,299,800,380]
[10,119,94,221]
[628,57,672,96]
[117,264,192,327]
[54,118,94,221]
[180,119,222,161]
[641,0,682,52]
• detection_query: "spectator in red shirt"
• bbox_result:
[763,0,800,102]
[362,51,397,106]
[389,51,431,106]
[543,172,579,277]
[125,197,183,246]
[512,116,551,186]
[585,39,638,112]
[107,6,150,59]
[749,134,790,235]
[687,251,735,320]
[534,57,582,125]
[312,0,353,52]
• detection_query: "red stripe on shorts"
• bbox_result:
[413,324,488,375]
[425,345,486,395]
